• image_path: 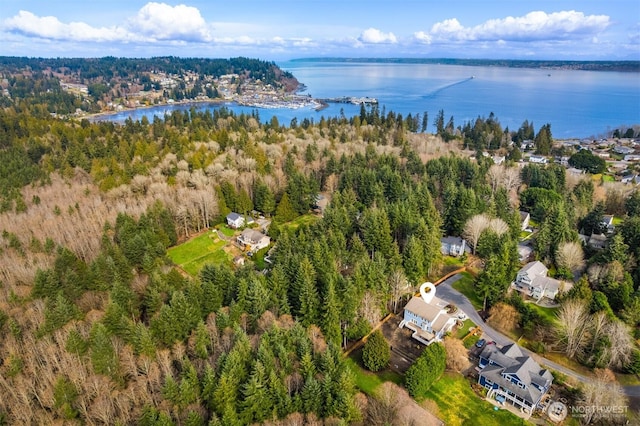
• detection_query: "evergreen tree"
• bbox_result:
[362,330,390,372]
[534,123,553,155]
[274,192,297,222]
[405,342,446,397]
[89,322,120,381]
[402,235,425,285]
[322,279,342,346]
[254,182,276,215]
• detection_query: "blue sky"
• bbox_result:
[2,1,639,60]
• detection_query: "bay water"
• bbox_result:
[97,60,640,139]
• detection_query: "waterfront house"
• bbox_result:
[478,343,553,415]
[226,212,245,229]
[400,283,457,345]
[512,261,565,302]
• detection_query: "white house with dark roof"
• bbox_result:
[512,261,568,302]
[400,283,457,345]
[478,343,553,415]
[226,212,245,229]
[440,236,468,257]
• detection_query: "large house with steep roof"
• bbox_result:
[512,261,568,302]
[400,283,457,345]
[237,228,270,253]
[478,343,553,414]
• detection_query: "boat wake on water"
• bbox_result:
[422,76,474,99]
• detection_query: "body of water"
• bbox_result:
[97,60,640,139]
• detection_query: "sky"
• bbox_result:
[1,1,639,60]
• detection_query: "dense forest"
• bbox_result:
[1,61,640,424]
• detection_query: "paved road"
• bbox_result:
[436,274,640,397]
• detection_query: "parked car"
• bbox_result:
[475,338,487,348]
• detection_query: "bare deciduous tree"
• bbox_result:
[556,241,585,274]
[359,291,382,327]
[443,336,471,372]
[605,320,634,370]
[487,302,520,333]
[556,299,591,359]
[388,269,410,314]
[366,382,402,426]
[488,218,509,236]
[577,369,628,426]
[462,214,491,254]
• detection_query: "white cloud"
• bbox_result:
[358,28,397,44]
[429,18,470,41]
[3,2,212,43]
[4,10,133,42]
[427,11,610,43]
[128,2,211,42]
[412,31,432,44]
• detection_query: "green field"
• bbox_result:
[344,355,403,396]
[423,373,528,426]
[167,231,231,275]
[281,214,319,230]
[527,303,558,325]
[452,273,483,310]
[217,224,236,237]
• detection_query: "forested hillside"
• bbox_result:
[1,89,640,424]
[0,56,297,114]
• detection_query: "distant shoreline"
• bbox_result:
[84,98,228,122]
[290,57,640,72]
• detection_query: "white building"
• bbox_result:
[237,228,270,253]
[226,212,245,229]
[400,283,457,345]
[512,261,569,302]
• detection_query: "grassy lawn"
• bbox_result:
[602,174,615,183]
[344,355,403,396]
[444,256,465,268]
[281,214,319,230]
[526,303,558,326]
[252,245,270,270]
[422,372,528,426]
[615,372,640,386]
[216,224,236,237]
[455,319,477,339]
[463,334,481,349]
[167,231,231,275]
[543,352,595,379]
[452,272,483,310]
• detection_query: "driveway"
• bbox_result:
[435,274,635,394]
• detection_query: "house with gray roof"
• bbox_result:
[400,283,457,345]
[237,228,270,253]
[512,261,568,301]
[440,236,469,257]
[226,212,245,229]
[478,343,553,415]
